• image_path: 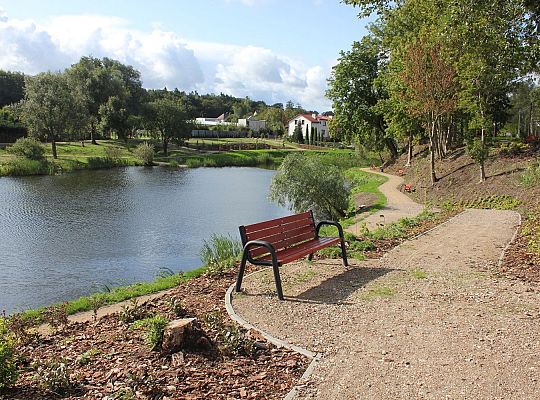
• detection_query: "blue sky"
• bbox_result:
[0,0,371,111]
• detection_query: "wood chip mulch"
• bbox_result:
[500,227,540,284]
[3,268,308,400]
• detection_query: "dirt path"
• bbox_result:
[230,209,540,399]
[347,169,425,235]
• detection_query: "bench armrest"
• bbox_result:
[243,239,278,263]
[315,220,345,239]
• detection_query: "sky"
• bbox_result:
[0,0,371,111]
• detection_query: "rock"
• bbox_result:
[161,318,196,355]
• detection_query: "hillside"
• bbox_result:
[386,145,540,282]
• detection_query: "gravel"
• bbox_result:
[231,209,540,399]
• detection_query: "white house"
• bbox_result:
[194,113,230,126]
[287,114,331,140]
[237,115,267,132]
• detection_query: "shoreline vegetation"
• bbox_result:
[0,138,374,177]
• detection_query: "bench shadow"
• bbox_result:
[285,265,397,305]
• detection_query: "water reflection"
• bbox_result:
[0,167,288,314]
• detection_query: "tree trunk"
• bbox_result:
[480,126,486,182]
[163,136,168,157]
[385,137,398,159]
[90,121,98,145]
[51,138,58,159]
[429,117,437,186]
[406,132,413,166]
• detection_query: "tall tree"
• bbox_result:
[18,72,83,158]
[144,96,190,156]
[327,35,398,158]
[0,71,25,108]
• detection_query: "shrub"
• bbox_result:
[131,315,169,351]
[520,160,540,187]
[269,152,351,220]
[7,137,45,160]
[466,138,489,165]
[34,358,75,395]
[104,146,123,162]
[203,311,253,356]
[200,234,243,275]
[0,158,50,176]
[0,318,18,390]
[134,143,155,166]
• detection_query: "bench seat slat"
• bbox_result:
[249,228,316,258]
[246,218,314,241]
[243,211,312,234]
[258,237,340,265]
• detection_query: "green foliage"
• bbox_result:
[292,123,304,143]
[0,158,51,176]
[0,70,25,108]
[7,137,45,160]
[118,298,150,324]
[522,208,540,255]
[203,311,254,356]
[104,146,123,161]
[131,315,169,351]
[520,160,540,187]
[466,138,489,165]
[200,234,242,275]
[0,318,18,390]
[185,149,286,168]
[133,142,155,166]
[457,195,521,210]
[34,358,75,395]
[269,152,351,220]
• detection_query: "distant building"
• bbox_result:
[237,115,267,132]
[194,112,230,126]
[287,114,331,140]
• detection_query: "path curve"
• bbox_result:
[229,209,534,399]
[347,169,424,235]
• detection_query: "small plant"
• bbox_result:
[89,295,106,323]
[200,234,243,275]
[133,142,155,166]
[43,303,68,330]
[7,137,45,160]
[0,318,19,390]
[131,315,169,351]
[104,146,123,162]
[76,348,100,366]
[118,298,149,324]
[167,297,186,318]
[520,159,540,187]
[411,269,427,279]
[203,311,254,356]
[34,358,75,395]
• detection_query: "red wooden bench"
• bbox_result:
[403,183,412,192]
[235,211,348,300]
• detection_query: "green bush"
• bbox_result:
[520,160,540,187]
[7,137,45,160]
[0,158,51,176]
[0,318,19,390]
[104,146,123,161]
[34,358,74,394]
[200,234,243,275]
[269,152,351,220]
[131,315,169,351]
[134,143,155,166]
[467,138,489,165]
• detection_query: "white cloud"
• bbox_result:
[0,12,332,110]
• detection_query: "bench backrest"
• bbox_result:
[239,211,316,260]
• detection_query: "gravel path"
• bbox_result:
[230,209,540,399]
[347,169,425,234]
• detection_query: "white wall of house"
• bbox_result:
[238,116,267,132]
[287,114,331,140]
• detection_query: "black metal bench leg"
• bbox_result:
[235,251,249,292]
[271,261,284,300]
[339,237,349,267]
[307,253,314,261]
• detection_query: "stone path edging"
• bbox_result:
[225,278,320,400]
[497,211,522,268]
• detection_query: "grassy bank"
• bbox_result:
[19,266,209,322]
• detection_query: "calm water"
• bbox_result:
[0,167,288,314]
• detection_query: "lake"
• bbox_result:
[0,167,288,314]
